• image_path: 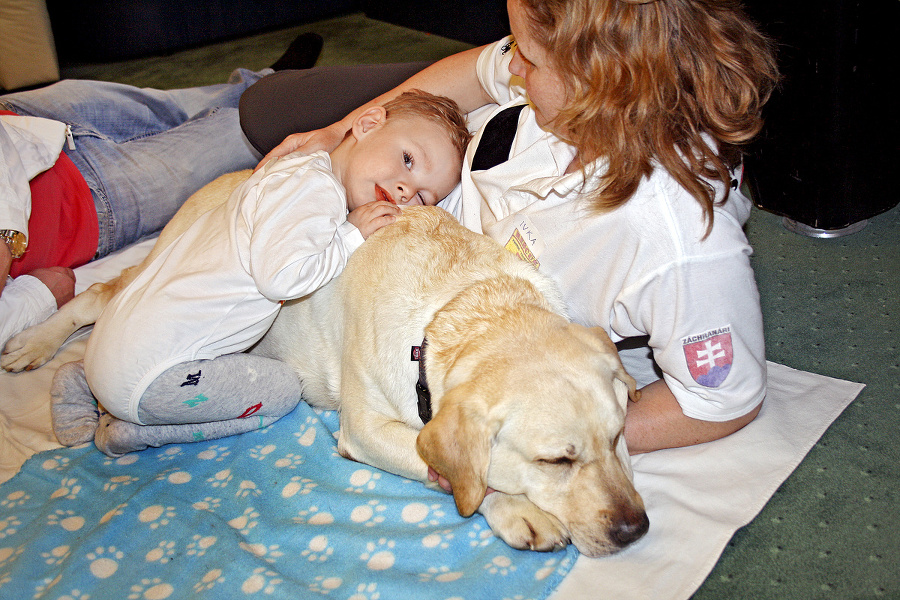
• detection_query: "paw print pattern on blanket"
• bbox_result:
[346,469,381,492]
[197,445,230,462]
[418,565,464,583]
[351,499,387,527]
[193,568,225,593]
[301,534,335,562]
[484,554,518,576]
[41,546,72,565]
[293,505,335,525]
[46,509,84,532]
[360,538,397,571]
[186,534,217,557]
[191,496,221,512]
[294,416,319,447]
[249,443,278,460]
[1,490,29,508]
[0,403,576,600]
[281,476,317,498]
[228,507,260,534]
[40,454,72,472]
[154,446,183,462]
[50,477,81,500]
[137,505,176,530]
[350,582,382,600]
[126,577,173,600]
[145,540,177,564]
[0,544,25,568]
[86,546,124,579]
[0,514,21,539]
[206,468,233,488]
[236,479,261,498]
[99,502,127,524]
[273,452,305,468]
[240,541,284,563]
[103,474,139,491]
[242,567,284,595]
[401,502,447,528]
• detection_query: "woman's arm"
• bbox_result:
[624,379,762,454]
[257,46,492,167]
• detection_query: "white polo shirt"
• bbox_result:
[443,38,766,421]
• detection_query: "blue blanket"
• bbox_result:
[0,403,575,599]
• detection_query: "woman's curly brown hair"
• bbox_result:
[516,0,779,235]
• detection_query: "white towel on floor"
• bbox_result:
[550,363,863,600]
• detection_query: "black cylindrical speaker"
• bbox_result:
[744,0,899,237]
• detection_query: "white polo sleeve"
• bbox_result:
[475,36,525,106]
[630,251,768,421]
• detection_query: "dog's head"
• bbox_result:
[416,321,648,557]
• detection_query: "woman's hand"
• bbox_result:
[347,201,401,239]
[428,466,453,493]
[255,123,348,171]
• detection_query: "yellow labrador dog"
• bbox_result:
[3,172,649,557]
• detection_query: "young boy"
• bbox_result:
[51,90,470,457]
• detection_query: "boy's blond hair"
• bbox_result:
[382,90,471,162]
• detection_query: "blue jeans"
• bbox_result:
[0,68,268,257]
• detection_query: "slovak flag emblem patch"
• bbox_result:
[682,326,734,388]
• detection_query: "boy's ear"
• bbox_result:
[351,106,387,140]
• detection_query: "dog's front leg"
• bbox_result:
[478,492,570,552]
[337,404,432,484]
[2,278,118,372]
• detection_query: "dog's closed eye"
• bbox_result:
[537,456,575,467]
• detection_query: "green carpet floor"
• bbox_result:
[51,11,900,600]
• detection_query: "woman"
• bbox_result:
[244,0,779,455]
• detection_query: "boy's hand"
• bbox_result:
[347,201,401,239]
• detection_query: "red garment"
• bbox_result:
[3,112,98,278]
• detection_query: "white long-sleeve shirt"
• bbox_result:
[85,151,364,423]
[1,115,68,349]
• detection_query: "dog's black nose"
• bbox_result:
[612,511,650,547]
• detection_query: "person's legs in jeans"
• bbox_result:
[0,68,267,140]
[1,69,269,256]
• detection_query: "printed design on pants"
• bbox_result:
[239,403,263,419]
[181,371,202,387]
[682,326,733,388]
[184,394,209,409]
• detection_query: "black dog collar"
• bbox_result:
[411,339,432,425]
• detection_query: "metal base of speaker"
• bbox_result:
[782,217,868,238]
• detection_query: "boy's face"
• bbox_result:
[340,112,462,212]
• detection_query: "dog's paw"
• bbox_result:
[1,328,59,372]
[478,492,570,552]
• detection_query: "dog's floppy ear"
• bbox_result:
[573,325,641,403]
[416,385,492,517]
